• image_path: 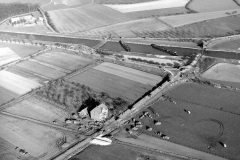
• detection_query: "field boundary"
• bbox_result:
[38,7,56,33]
[185,0,197,13]
[154,17,174,29]
[29,59,71,73]
[233,0,240,6]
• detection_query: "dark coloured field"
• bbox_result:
[130,83,240,159]
[205,50,240,60]
[101,42,170,55]
[125,7,189,19]
[15,60,66,79]
[7,66,50,84]
[70,143,179,160]
[167,83,240,114]
[172,15,240,38]
[0,86,18,106]
[158,45,201,56]
[101,41,202,56]
[68,69,152,103]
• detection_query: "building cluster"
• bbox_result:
[78,103,108,121]
[65,103,108,131]
[15,147,27,156]
[9,13,43,27]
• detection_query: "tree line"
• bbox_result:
[36,79,129,117]
[0,3,39,22]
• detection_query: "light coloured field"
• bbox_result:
[202,63,240,83]
[34,52,92,70]
[67,0,82,6]
[104,0,189,13]
[0,42,43,58]
[0,47,20,66]
[94,62,161,86]
[7,66,50,84]
[4,96,70,125]
[47,4,130,33]
[188,0,239,12]
[0,0,50,5]
[94,0,157,4]
[0,24,51,34]
[159,9,240,27]
[0,71,41,95]
[62,0,68,5]
[0,114,65,159]
[81,18,170,37]
[16,60,66,79]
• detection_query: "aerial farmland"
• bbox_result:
[1,0,240,160]
[201,63,240,88]
[187,0,240,12]
[125,82,240,159]
[46,3,131,33]
[68,62,162,103]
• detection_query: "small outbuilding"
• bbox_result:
[78,107,89,117]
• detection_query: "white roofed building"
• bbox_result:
[90,103,108,121]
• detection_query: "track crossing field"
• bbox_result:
[131,82,240,159]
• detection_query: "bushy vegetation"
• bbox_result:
[96,49,113,56]
[36,79,128,116]
[45,12,59,32]
[94,0,156,4]
[151,44,178,56]
[182,54,196,66]
[190,77,214,86]
[0,3,39,22]
[119,40,131,52]
[128,57,160,65]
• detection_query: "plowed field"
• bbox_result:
[15,60,66,79]
[34,51,93,71]
[47,4,130,33]
[68,62,161,103]
[131,83,240,159]
[188,0,239,12]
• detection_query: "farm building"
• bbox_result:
[78,103,108,121]
[9,13,43,26]
[90,103,108,121]
[78,107,89,117]
[10,17,20,24]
